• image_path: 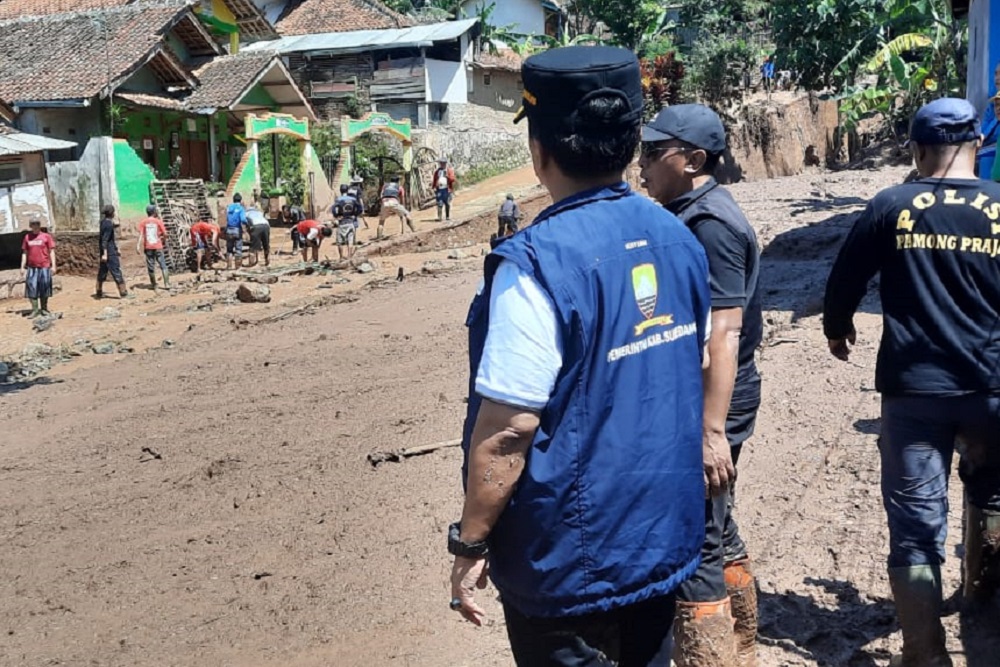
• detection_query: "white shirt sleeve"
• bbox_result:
[475,259,563,411]
[307,228,320,241]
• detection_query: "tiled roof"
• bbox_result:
[275,0,413,36]
[0,3,190,103]
[186,52,276,109]
[0,0,131,20]
[473,49,524,72]
[117,91,188,112]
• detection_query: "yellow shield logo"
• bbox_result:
[632,264,674,336]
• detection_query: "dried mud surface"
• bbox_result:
[1,163,996,667]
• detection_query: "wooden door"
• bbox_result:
[179,140,210,181]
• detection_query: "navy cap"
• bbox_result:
[909,98,979,145]
[513,46,643,134]
[642,104,727,153]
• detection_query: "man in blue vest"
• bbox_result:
[448,45,711,666]
[225,193,248,270]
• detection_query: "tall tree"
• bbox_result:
[572,0,664,51]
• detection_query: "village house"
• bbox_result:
[244,15,480,126]
[458,0,565,39]
[468,49,524,114]
[0,100,77,234]
[0,1,315,228]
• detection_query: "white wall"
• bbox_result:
[426,59,468,103]
[460,0,545,36]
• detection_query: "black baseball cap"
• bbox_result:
[513,46,643,134]
[642,104,727,153]
[909,98,979,145]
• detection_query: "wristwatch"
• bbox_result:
[448,522,489,558]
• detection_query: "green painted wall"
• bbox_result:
[113,140,155,221]
[230,148,258,200]
[240,84,278,110]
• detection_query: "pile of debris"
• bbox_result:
[0,339,134,383]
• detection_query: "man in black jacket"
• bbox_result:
[95,204,129,299]
[824,98,1000,667]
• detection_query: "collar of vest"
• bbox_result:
[667,177,719,216]
[535,181,632,225]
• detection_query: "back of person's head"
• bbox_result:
[233,193,242,203]
[909,98,981,175]
[391,175,400,183]
[103,204,115,218]
[517,47,643,181]
[146,204,157,216]
[321,226,333,238]
[506,193,514,200]
[529,95,639,179]
[340,184,349,194]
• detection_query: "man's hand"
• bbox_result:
[703,430,735,497]
[450,555,489,626]
[828,329,857,361]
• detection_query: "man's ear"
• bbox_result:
[685,148,708,174]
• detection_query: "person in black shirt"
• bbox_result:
[824,98,1000,667]
[95,204,129,299]
[640,104,763,667]
[281,204,305,253]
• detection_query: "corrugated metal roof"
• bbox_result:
[244,18,478,55]
[0,130,77,156]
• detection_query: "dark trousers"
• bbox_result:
[498,215,519,237]
[98,252,124,285]
[504,595,676,667]
[679,407,757,603]
[880,394,1000,568]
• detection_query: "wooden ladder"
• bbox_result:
[150,180,215,272]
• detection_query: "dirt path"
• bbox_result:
[1,163,996,666]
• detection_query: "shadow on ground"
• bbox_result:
[0,375,63,397]
[758,578,896,667]
[760,208,882,323]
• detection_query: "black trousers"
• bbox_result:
[98,252,124,284]
[504,595,676,667]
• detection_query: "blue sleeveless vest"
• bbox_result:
[462,183,710,618]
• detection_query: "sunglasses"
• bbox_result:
[639,143,690,159]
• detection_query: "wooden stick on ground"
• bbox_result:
[367,438,462,467]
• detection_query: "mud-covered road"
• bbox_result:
[1,163,996,666]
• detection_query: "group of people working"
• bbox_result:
[448,45,1000,667]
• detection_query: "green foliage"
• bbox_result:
[682,37,756,111]
[461,163,507,186]
[259,135,305,205]
[641,53,685,120]
[572,0,664,51]
[679,0,769,33]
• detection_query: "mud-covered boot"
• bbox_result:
[673,598,739,667]
[725,559,758,667]
[888,565,953,667]
[116,281,131,300]
[963,503,1000,607]
[94,281,103,299]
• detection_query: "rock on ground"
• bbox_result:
[236,284,271,303]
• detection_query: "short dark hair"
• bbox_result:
[704,152,722,174]
[146,204,157,216]
[321,226,333,238]
[340,184,349,194]
[102,204,115,218]
[233,193,242,203]
[281,204,291,212]
[529,95,639,179]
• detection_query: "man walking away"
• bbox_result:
[449,46,711,667]
[96,204,129,299]
[334,193,359,259]
[640,103,763,667]
[348,177,369,229]
[246,205,271,268]
[136,205,170,290]
[378,175,415,239]
[21,218,56,318]
[432,158,456,221]
[190,221,220,274]
[225,193,247,270]
[824,98,1000,667]
[497,193,521,238]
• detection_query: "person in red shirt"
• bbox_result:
[136,205,170,290]
[20,218,56,318]
[295,219,332,262]
[431,158,457,221]
[189,221,220,274]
